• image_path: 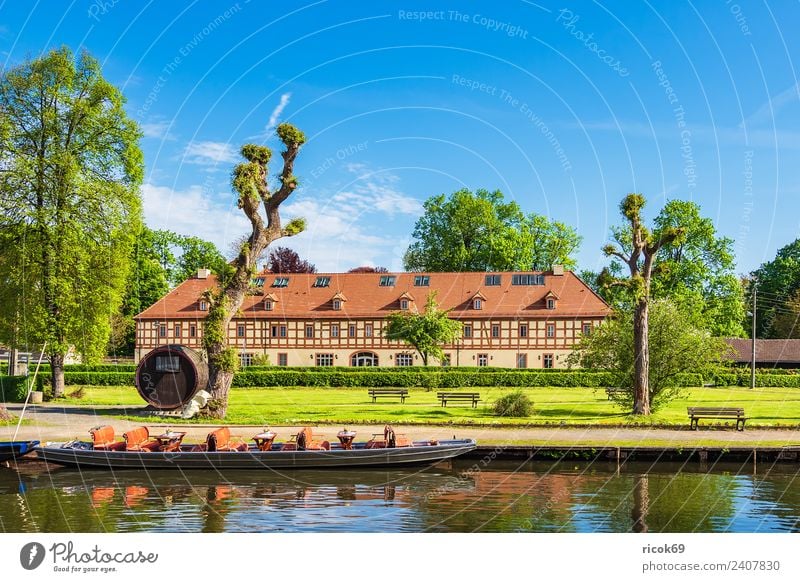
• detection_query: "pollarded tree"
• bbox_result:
[0,48,143,396]
[383,291,462,366]
[600,194,684,415]
[202,124,306,418]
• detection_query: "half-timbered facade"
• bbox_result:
[134,268,611,368]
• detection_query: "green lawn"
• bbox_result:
[60,385,800,428]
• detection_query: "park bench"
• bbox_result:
[687,407,747,431]
[437,392,481,408]
[605,387,625,400]
[368,388,409,404]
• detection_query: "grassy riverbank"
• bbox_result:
[58,385,800,428]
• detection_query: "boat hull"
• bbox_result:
[0,441,40,463]
[36,439,476,470]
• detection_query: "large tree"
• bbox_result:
[599,194,684,415]
[348,265,388,273]
[202,124,306,418]
[585,200,745,337]
[266,246,316,273]
[570,299,728,411]
[383,291,462,366]
[0,48,143,396]
[750,239,800,338]
[403,188,580,272]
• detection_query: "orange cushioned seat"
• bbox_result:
[89,426,126,451]
[295,427,330,451]
[206,427,248,452]
[123,426,161,452]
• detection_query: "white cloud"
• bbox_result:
[183,140,239,165]
[742,82,800,127]
[141,121,175,140]
[331,165,423,216]
[265,92,292,133]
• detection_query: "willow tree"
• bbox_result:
[600,194,684,415]
[0,48,143,396]
[202,124,306,418]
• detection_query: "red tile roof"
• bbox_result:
[725,338,800,364]
[136,270,611,320]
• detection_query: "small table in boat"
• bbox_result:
[337,430,357,450]
[252,430,277,451]
[154,431,186,452]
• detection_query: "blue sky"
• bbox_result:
[2,0,798,273]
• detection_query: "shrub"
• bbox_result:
[0,376,32,402]
[492,390,534,417]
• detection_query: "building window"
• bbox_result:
[155,355,180,373]
[272,277,289,288]
[365,323,373,337]
[547,297,556,310]
[237,324,245,338]
[189,325,196,337]
[379,275,396,287]
[519,324,528,337]
[463,325,472,338]
[278,353,288,367]
[485,274,501,286]
[333,299,342,311]
[351,352,379,367]
[512,274,545,286]
[546,323,555,338]
[349,324,356,337]
[543,353,554,369]
[582,323,592,336]
[400,299,409,310]
[271,325,287,338]
[395,353,413,366]
[315,353,334,367]
[473,298,482,310]
[441,354,451,367]
[174,324,181,337]
[414,275,430,286]
[264,300,274,311]
[305,325,314,338]
[517,353,528,369]
[159,324,167,338]
[252,276,265,287]
[477,353,489,367]
[239,353,253,367]
[199,300,208,311]
[313,276,330,287]
[331,324,340,338]
[491,324,500,338]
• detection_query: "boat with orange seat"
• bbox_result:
[36,425,475,470]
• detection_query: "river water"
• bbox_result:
[1,460,798,532]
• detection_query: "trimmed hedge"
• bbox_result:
[709,372,800,387]
[0,376,32,402]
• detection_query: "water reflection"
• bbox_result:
[1,460,799,533]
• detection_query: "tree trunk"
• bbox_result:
[631,475,650,532]
[206,351,234,419]
[50,352,65,398]
[632,297,650,415]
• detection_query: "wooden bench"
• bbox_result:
[368,388,409,404]
[605,387,625,400]
[687,407,747,431]
[437,392,481,408]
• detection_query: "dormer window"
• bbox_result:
[264,300,274,311]
[400,299,409,310]
[473,298,482,310]
[379,275,396,287]
[199,300,208,311]
[547,297,555,310]
[272,277,289,288]
[333,299,342,311]
[313,276,330,288]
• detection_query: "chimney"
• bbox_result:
[197,268,211,279]
[552,264,564,276]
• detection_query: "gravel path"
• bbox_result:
[3,404,800,446]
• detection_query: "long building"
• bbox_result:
[134,267,611,368]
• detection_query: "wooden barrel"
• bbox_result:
[135,345,209,410]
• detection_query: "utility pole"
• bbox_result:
[751,282,757,390]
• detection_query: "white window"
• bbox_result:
[313,276,330,287]
[199,300,208,311]
[315,353,334,367]
[463,325,472,338]
[477,353,489,367]
[333,299,342,310]
[395,353,414,366]
[305,325,314,338]
[237,324,245,338]
[547,297,556,310]
[400,299,409,310]
[491,324,500,338]
[414,275,430,286]
[485,274,501,286]
[543,354,554,369]
[349,324,356,337]
[379,275,396,286]
[159,324,167,337]
[264,300,274,311]
[583,323,592,335]
[351,352,379,367]
[519,324,528,337]
[189,325,197,337]
[174,324,181,337]
[331,324,340,338]
[547,323,555,338]
[239,353,253,367]
[365,323,373,337]
[272,277,289,288]
[473,298,482,310]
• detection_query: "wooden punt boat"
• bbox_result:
[35,425,476,470]
[0,441,40,463]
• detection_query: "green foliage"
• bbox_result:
[284,217,306,236]
[383,291,462,365]
[770,289,800,338]
[0,376,31,402]
[403,188,580,272]
[492,390,534,417]
[751,239,800,338]
[240,144,271,164]
[570,299,728,411]
[0,47,143,381]
[276,123,306,146]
